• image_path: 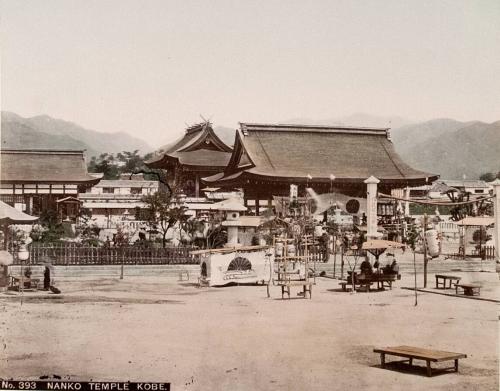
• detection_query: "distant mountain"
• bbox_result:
[390,118,479,157]
[1,111,152,158]
[283,113,414,129]
[391,119,500,179]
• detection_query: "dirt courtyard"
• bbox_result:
[1,266,498,391]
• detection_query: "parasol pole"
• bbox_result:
[413,249,418,306]
[423,214,428,288]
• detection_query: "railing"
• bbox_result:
[471,245,496,260]
[21,243,198,265]
[296,244,327,263]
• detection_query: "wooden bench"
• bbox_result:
[374,345,467,377]
[455,283,481,296]
[435,274,461,289]
[374,274,399,290]
[339,279,372,292]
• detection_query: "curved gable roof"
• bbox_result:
[206,123,438,186]
[146,122,233,169]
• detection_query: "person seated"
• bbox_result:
[383,260,399,275]
[359,259,373,278]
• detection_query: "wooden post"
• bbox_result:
[463,225,467,260]
[340,243,344,280]
[333,235,336,278]
[120,247,124,279]
[423,214,428,288]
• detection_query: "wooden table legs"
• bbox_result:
[426,361,432,377]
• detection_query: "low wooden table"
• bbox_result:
[435,274,461,289]
[277,281,313,299]
[455,283,481,296]
[374,345,467,377]
[9,276,40,290]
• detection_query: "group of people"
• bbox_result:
[359,258,399,276]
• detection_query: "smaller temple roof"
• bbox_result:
[212,198,247,212]
[146,122,233,170]
[204,123,438,187]
[456,216,495,227]
[0,149,100,184]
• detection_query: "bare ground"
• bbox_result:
[0,258,498,391]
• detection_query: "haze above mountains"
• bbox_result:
[1,111,498,180]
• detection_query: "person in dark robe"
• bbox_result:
[43,266,51,290]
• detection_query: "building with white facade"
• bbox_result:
[79,174,166,229]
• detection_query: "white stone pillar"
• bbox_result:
[404,187,411,217]
[491,179,500,269]
[364,176,380,239]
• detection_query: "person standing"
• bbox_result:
[43,265,51,290]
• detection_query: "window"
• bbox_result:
[103,187,114,194]
[131,187,142,195]
[474,189,484,194]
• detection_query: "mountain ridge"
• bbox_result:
[1,111,152,158]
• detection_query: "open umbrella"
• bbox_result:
[362,239,405,260]
[0,201,38,224]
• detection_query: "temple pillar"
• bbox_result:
[404,186,411,216]
[364,176,380,239]
[195,174,200,198]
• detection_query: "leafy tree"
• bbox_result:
[75,208,101,246]
[92,153,120,179]
[142,191,188,247]
[88,151,159,181]
[479,172,496,182]
[117,150,143,173]
[206,225,227,249]
[31,209,65,243]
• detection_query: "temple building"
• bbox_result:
[146,122,233,197]
[203,123,438,215]
[78,173,166,229]
[0,149,99,220]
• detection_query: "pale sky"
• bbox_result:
[1,0,499,146]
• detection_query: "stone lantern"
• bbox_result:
[215,198,247,247]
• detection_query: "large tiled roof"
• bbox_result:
[441,179,490,189]
[94,179,158,188]
[204,123,438,186]
[0,149,100,184]
[146,122,233,170]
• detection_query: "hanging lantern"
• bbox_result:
[17,245,29,262]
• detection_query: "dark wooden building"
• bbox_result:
[0,149,99,220]
[203,123,438,213]
[146,122,233,197]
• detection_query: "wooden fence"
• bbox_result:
[20,244,198,265]
[471,245,496,260]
